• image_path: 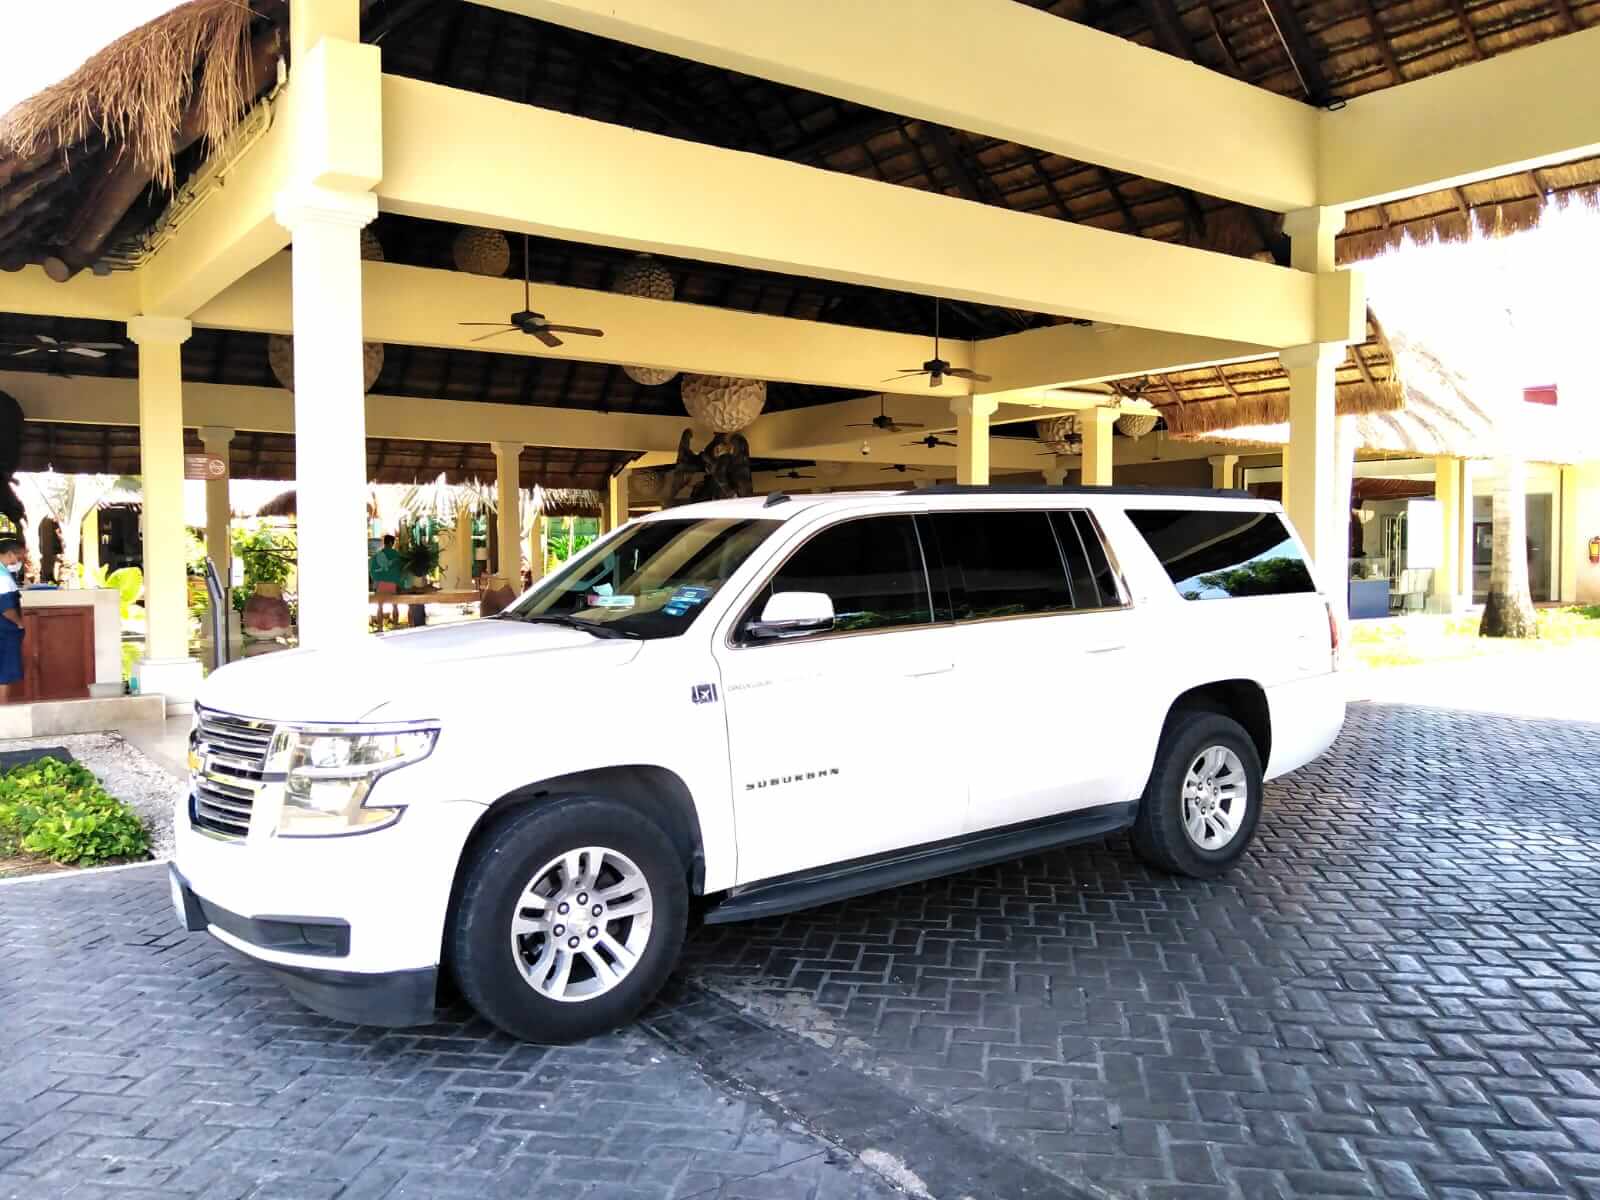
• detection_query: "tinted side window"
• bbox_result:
[929,511,1073,621]
[751,516,932,635]
[1071,511,1125,606]
[1051,511,1102,609]
[1127,508,1315,600]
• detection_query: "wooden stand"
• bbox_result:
[0,607,94,703]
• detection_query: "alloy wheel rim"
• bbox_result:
[509,846,654,1003]
[1181,746,1248,851]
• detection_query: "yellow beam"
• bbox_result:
[974,322,1272,394]
[1319,26,1600,208]
[379,75,1327,347]
[3,372,689,452]
[195,255,974,396]
[0,266,138,321]
[483,0,1317,211]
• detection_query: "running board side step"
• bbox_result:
[703,801,1137,925]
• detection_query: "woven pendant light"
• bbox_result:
[452,227,511,277]
[613,255,679,386]
[681,374,766,433]
[269,228,386,393]
[1115,411,1159,438]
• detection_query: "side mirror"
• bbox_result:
[745,591,835,641]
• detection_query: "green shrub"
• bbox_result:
[0,758,150,866]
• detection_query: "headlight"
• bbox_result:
[274,725,438,837]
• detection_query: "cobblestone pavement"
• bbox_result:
[4,701,1600,1199]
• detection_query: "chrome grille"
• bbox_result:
[191,707,277,839]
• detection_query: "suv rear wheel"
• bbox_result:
[1131,710,1262,879]
[449,797,688,1042]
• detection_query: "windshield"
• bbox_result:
[501,517,779,639]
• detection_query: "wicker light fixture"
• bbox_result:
[613,255,679,386]
[269,227,386,393]
[1036,413,1082,453]
[681,374,766,433]
[452,226,511,276]
[1115,410,1160,438]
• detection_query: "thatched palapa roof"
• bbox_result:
[0,0,281,278]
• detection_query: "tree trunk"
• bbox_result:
[1479,455,1538,638]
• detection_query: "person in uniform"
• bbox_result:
[369,534,407,630]
[0,539,24,689]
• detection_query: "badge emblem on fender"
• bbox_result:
[690,683,718,705]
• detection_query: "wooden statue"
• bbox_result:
[665,429,754,504]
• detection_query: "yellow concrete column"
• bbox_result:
[1459,460,1478,605]
[1080,408,1116,487]
[492,441,524,585]
[291,0,360,64]
[199,426,234,590]
[127,315,203,709]
[1432,456,1463,612]
[1209,454,1239,490]
[275,187,379,647]
[1559,465,1580,604]
[1279,342,1342,568]
[81,509,100,583]
[526,511,545,583]
[1282,206,1344,273]
[950,396,1000,485]
[606,470,632,533]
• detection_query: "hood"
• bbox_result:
[196,620,642,724]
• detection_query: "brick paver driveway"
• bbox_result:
[5,700,1600,1199]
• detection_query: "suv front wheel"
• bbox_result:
[449,797,688,1042]
[1131,711,1263,879]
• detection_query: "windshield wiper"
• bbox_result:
[498,612,642,639]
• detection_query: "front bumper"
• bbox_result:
[171,787,487,1028]
[170,864,437,1026]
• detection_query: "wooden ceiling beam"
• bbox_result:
[1137,0,1199,61]
[1259,0,1332,106]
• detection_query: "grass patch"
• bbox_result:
[1349,607,1600,670]
[0,757,150,872]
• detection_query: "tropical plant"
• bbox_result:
[93,565,145,620]
[0,757,149,866]
[13,471,134,585]
[230,524,295,612]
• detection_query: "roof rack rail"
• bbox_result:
[912,483,1253,499]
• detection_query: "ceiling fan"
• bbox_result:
[907,434,957,449]
[457,234,604,349]
[883,298,992,388]
[776,469,816,480]
[1,333,124,365]
[880,463,924,474]
[847,397,925,434]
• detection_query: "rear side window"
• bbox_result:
[927,511,1074,621]
[1127,508,1315,600]
[751,515,932,635]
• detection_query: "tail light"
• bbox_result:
[1326,601,1342,668]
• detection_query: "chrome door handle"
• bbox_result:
[1086,643,1125,654]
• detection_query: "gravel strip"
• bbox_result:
[0,732,182,860]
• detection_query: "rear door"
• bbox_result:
[712,514,965,885]
[922,507,1143,834]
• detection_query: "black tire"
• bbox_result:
[1130,710,1263,879]
[448,796,688,1043]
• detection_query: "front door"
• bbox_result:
[713,514,964,885]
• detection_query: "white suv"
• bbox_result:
[171,485,1344,1041]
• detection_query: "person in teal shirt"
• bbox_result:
[369,534,407,628]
